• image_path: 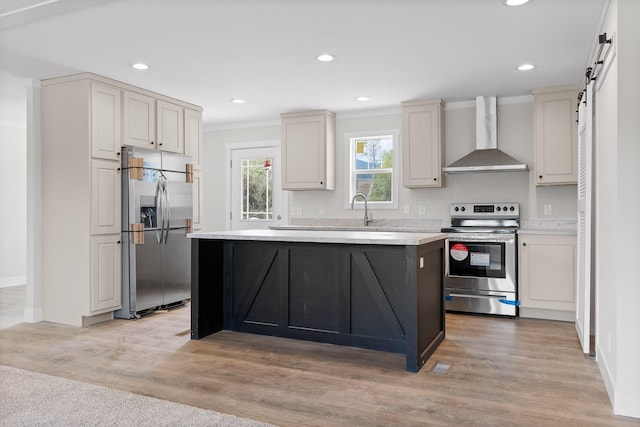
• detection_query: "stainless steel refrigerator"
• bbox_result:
[115,146,193,319]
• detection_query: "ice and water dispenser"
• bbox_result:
[139,195,157,228]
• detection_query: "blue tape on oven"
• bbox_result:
[445,295,453,301]
[498,299,520,306]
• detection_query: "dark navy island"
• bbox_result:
[188,229,447,372]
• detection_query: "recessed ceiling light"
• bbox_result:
[131,63,150,70]
[316,54,335,62]
[517,63,535,71]
[231,99,246,104]
[355,96,370,102]
[504,0,530,6]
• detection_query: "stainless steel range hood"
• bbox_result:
[443,96,528,173]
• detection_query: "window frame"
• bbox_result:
[344,129,399,210]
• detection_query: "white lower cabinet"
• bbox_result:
[91,234,122,313]
[519,234,577,321]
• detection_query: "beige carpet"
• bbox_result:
[0,365,276,426]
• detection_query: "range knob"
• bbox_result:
[496,206,501,211]
[454,207,459,212]
[510,206,515,211]
[461,206,466,212]
[503,206,508,211]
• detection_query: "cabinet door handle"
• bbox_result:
[522,242,527,246]
[538,175,543,179]
[433,178,437,181]
[116,152,120,156]
[150,141,154,145]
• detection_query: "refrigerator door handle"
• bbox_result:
[155,176,165,244]
[162,181,170,244]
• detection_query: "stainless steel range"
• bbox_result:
[441,203,520,317]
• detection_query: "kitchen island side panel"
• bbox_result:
[414,241,445,372]
[190,238,224,339]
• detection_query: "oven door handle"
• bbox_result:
[449,293,507,300]
[447,293,521,306]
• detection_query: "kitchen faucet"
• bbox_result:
[351,193,372,226]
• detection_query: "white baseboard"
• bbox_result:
[23,307,43,323]
[519,307,575,322]
[0,276,26,288]
[598,345,640,419]
[598,346,615,406]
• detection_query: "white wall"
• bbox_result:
[595,0,640,418]
[0,125,27,287]
[202,97,577,231]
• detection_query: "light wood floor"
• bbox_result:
[0,300,637,426]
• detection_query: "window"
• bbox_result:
[346,130,398,209]
[241,158,273,220]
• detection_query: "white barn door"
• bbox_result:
[576,81,595,356]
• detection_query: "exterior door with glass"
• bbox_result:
[230,145,285,230]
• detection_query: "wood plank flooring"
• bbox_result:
[0,301,637,426]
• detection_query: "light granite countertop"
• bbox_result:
[518,219,577,236]
[271,224,443,233]
[517,228,577,236]
[188,229,447,246]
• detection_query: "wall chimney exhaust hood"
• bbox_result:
[443,96,528,173]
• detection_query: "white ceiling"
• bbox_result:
[0,0,607,129]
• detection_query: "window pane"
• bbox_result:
[368,172,392,202]
[355,172,392,202]
[354,136,393,170]
[241,158,272,220]
[354,173,373,196]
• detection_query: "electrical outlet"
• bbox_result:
[403,205,410,214]
[544,204,552,216]
[418,205,426,216]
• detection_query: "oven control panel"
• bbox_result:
[450,203,519,218]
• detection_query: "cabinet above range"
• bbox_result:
[401,99,445,188]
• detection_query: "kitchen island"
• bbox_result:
[188,229,446,372]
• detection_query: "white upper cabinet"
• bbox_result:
[281,110,335,190]
[401,99,445,188]
[533,86,579,186]
[91,83,121,161]
[184,108,202,166]
[157,100,184,154]
[123,91,156,149]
